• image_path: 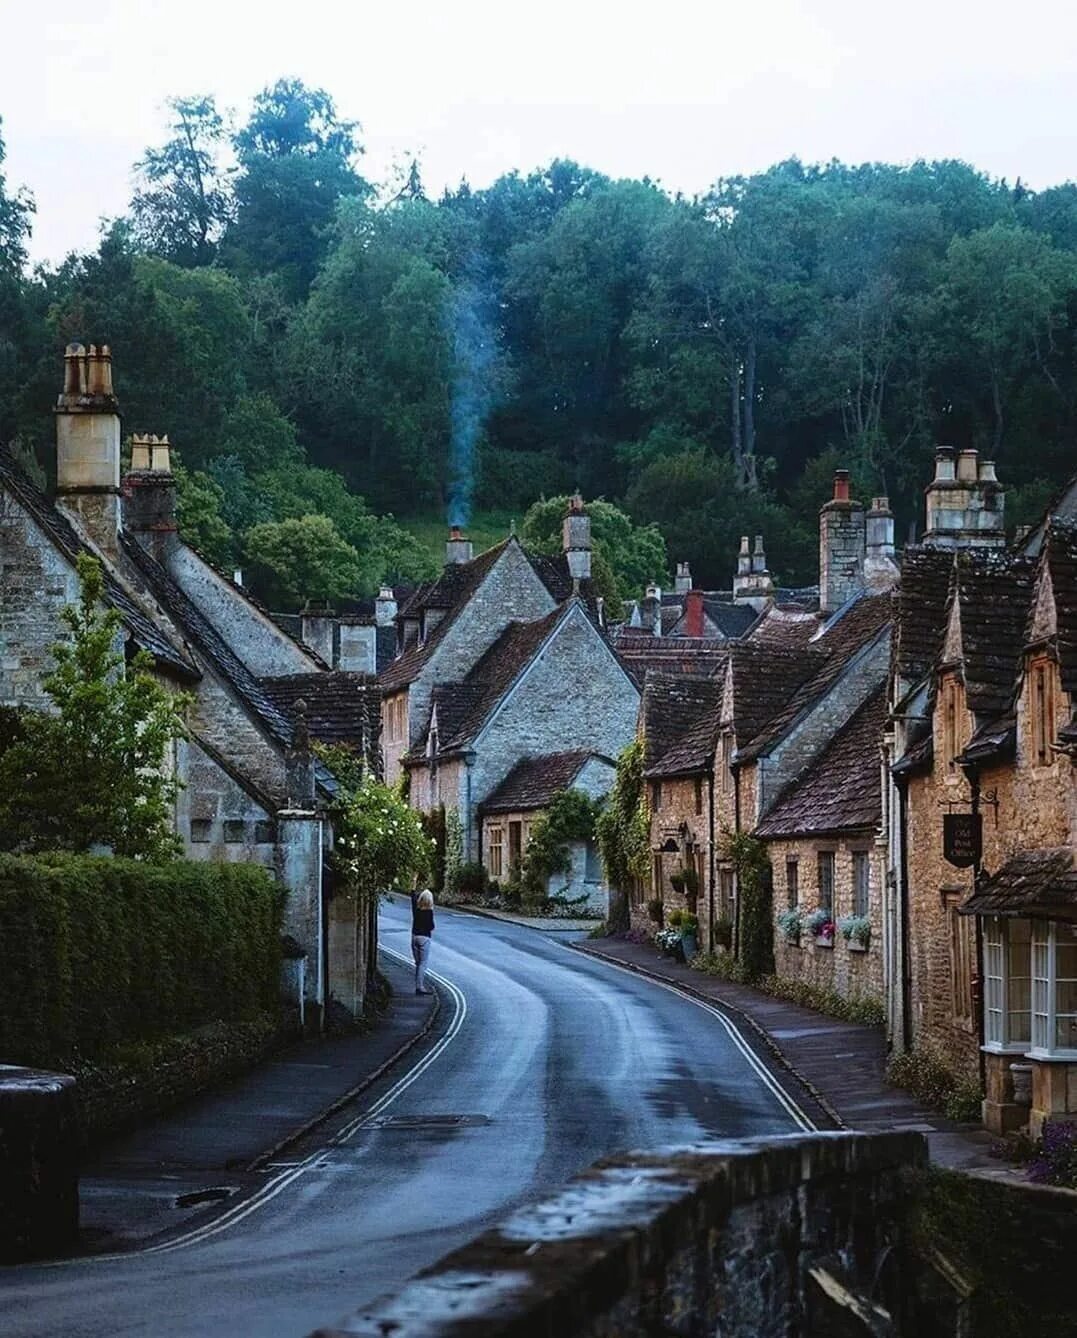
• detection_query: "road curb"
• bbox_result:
[245,982,442,1172]
[569,941,846,1131]
[439,902,599,934]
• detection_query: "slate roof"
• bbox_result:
[891,729,933,777]
[961,847,1077,918]
[894,547,954,686]
[615,638,730,685]
[756,687,887,838]
[951,549,1037,720]
[641,672,725,777]
[745,606,823,649]
[739,593,892,762]
[481,751,607,814]
[0,448,198,681]
[1042,517,1077,695]
[726,642,826,752]
[259,672,381,750]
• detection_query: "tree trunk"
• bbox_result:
[991,369,1004,455]
[730,363,742,471]
[739,338,758,491]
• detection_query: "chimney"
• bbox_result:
[446,525,473,565]
[643,582,663,637]
[923,446,1005,549]
[733,534,775,610]
[123,433,178,562]
[375,585,398,627]
[562,492,591,582]
[864,496,899,591]
[285,700,316,807]
[674,561,692,595]
[300,600,336,666]
[338,619,377,674]
[55,343,122,555]
[684,588,705,638]
[819,470,866,614]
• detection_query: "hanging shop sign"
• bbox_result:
[943,813,982,869]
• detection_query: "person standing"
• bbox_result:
[411,888,435,995]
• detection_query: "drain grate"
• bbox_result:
[368,1113,490,1132]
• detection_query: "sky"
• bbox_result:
[4,0,1077,266]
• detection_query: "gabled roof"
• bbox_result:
[481,751,609,814]
[1041,516,1077,695]
[756,687,887,838]
[725,642,825,752]
[961,847,1077,918]
[949,549,1036,720]
[614,634,729,685]
[894,547,954,685]
[0,448,198,682]
[641,672,725,778]
[745,606,823,649]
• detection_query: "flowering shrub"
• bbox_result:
[1029,1122,1077,1188]
[655,926,683,954]
[776,908,802,942]
[838,914,872,948]
[330,774,432,901]
[804,908,835,940]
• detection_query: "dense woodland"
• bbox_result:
[3,81,1077,607]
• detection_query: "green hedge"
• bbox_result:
[0,854,284,1067]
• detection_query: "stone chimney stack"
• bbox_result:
[674,561,693,595]
[922,446,1005,548]
[123,433,178,562]
[446,525,474,565]
[55,343,121,555]
[864,496,899,591]
[643,582,663,637]
[683,588,705,637]
[300,600,335,666]
[375,585,398,627]
[562,493,592,582]
[732,534,775,610]
[819,471,866,614]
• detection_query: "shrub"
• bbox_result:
[691,949,751,983]
[757,974,885,1026]
[712,916,733,949]
[646,896,664,925]
[450,861,489,900]
[887,1045,981,1119]
[667,908,684,928]
[721,831,772,980]
[1029,1123,1077,1188]
[0,853,283,1068]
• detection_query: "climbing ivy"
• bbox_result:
[721,829,774,982]
[444,809,464,893]
[595,739,651,931]
[518,788,600,902]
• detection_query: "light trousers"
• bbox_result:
[412,934,432,992]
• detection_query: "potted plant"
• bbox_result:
[776,907,802,944]
[655,925,684,959]
[669,869,686,895]
[838,914,872,950]
[680,912,699,959]
[804,908,836,946]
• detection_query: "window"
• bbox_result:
[984,917,1032,1050]
[852,851,870,918]
[224,820,244,844]
[650,781,662,812]
[943,678,961,770]
[817,852,835,914]
[1031,660,1054,766]
[786,859,799,909]
[694,776,704,816]
[1031,921,1077,1057]
[508,821,523,873]
[718,868,734,921]
[585,840,602,883]
[255,820,276,845]
[652,853,664,897]
[488,826,504,879]
[720,733,734,795]
[948,897,974,1023]
[190,818,212,844]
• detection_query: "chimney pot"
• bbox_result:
[979,459,999,484]
[446,527,474,564]
[832,470,851,503]
[130,434,152,471]
[933,447,957,483]
[957,448,979,482]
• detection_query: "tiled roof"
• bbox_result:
[641,672,725,777]
[1043,516,1077,696]
[952,549,1036,719]
[894,547,953,685]
[756,687,887,838]
[726,642,825,751]
[961,847,1077,917]
[259,672,381,752]
[0,448,198,681]
[745,606,822,649]
[615,638,729,685]
[892,729,933,777]
[482,751,607,814]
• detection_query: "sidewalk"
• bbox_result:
[442,901,600,932]
[77,955,437,1254]
[573,936,1003,1173]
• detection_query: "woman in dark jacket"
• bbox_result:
[411,888,435,995]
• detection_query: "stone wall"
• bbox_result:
[639,773,713,943]
[317,1131,930,1338]
[767,834,885,1002]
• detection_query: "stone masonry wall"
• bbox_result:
[319,1131,929,1338]
[767,834,885,1002]
[637,773,713,943]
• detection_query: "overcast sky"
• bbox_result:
[4,0,1076,266]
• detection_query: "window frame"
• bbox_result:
[851,850,870,918]
[487,825,504,879]
[817,850,835,914]
[1029,919,1077,1060]
[786,858,799,909]
[947,893,974,1024]
[983,916,1032,1052]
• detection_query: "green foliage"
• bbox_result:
[517,788,600,903]
[450,861,489,900]
[421,806,447,895]
[329,772,432,902]
[595,739,651,931]
[243,513,365,609]
[0,554,188,859]
[887,1046,982,1120]
[755,974,885,1026]
[0,852,283,1067]
[520,495,667,604]
[722,830,773,982]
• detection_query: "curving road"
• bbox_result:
[1,902,810,1338]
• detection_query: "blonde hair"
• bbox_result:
[417,889,434,910]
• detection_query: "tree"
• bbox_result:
[243,512,365,608]
[130,95,232,266]
[0,554,188,858]
[519,495,667,604]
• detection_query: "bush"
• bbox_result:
[646,896,664,924]
[0,853,284,1068]
[886,1045,981,1119]
[756,974,885,1026]
[450,861,489,900]
[1029,1123,1077,1188]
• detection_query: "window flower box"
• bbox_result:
[838,914,872,951]
[804,908,835,946]
[776,908,802,945]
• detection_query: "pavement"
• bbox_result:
[3,900,821,1338]
[571,933,1004,1172]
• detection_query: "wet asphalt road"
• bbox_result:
[1,902,808,1338]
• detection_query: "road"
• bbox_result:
[0,902,811,1338]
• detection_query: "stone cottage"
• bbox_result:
[0,344,373,1022]
[378,499,640,908]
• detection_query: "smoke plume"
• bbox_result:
[447,265,498,529]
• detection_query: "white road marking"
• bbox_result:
[557,942,818,1133]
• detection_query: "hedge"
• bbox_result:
[0,853,284,1068]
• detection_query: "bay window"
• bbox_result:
[1031,921,1077,1058]
[983,917,1031,1050]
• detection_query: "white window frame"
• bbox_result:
[851,850,870,918]
[982,916,1031,1053]
[487,826,504,879]
[1030,920,1077,1060]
